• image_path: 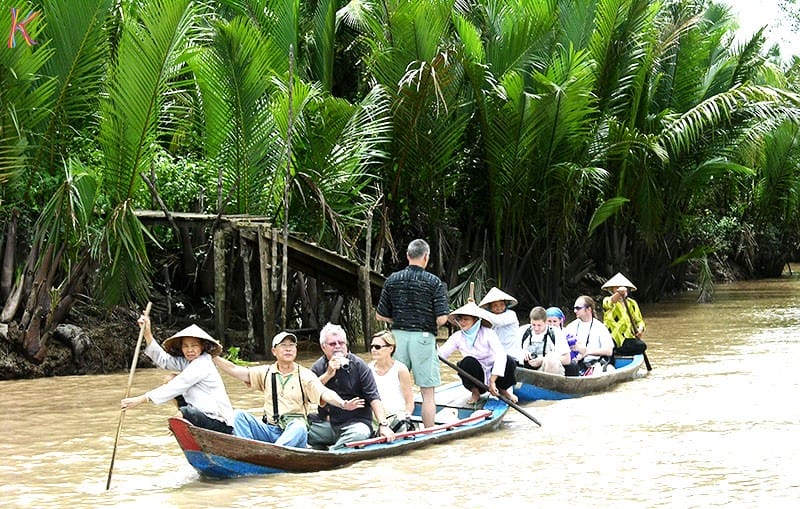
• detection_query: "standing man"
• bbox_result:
[376,239,450,428]
[309,323,396,449]
[213,331,364,448]
[601,272,647,357]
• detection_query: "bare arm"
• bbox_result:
[398,364,415,414]
[376,312,393,324]
[212,355,250,383]
[320,389,364,411]
[371,399,396,442]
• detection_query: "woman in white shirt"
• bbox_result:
[369,330,415,431]
[478,287,520,359]
[120,317,234,433]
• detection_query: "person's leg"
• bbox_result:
[179,405,233,434]
[456,356,485,403]
[408,331,441,427]
[456,356,484,391]
[330,421,372,450]
[307,420,337,449]
[232,410,280,442]
[420,386,436,428]
[496,355,519,403]
[541,351,566,375]
[275,419,309,448]
[495,355,518,389]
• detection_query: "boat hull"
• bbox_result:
[514,354,645,401]
[169,382,508,478]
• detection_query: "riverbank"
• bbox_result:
[0,256,775,380]
[0,305,175,380]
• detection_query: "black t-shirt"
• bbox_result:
[376,265,449,334]
[310,353,379,428]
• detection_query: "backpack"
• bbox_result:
[520,326,556,357]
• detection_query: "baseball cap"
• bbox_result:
[271,331,298,348]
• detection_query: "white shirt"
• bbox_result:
[490,309,520,357]
[144,341,234,425]
[517,325,570,361]
[564,317,614,363]
[369,360,407,416]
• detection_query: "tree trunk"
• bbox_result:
[0,209,18,301]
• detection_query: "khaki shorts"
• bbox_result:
[391,329,441,388]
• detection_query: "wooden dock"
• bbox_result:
[134,210,384,352]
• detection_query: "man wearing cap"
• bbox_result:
[308,323,396,449]
[376,238,450,428]
[121,317,234,434]
[602,272,646,351]
[213,331,365,448]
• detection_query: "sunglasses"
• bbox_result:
[573,305,588,310]
[370,344,390,350]
[326,340,346,347]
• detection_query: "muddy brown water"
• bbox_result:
[2,278,800,508]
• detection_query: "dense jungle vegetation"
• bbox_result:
[2,0,800,368]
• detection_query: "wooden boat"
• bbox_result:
[513,354,645,402]
[168,382,508,478]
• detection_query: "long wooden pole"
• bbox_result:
[280,45,295,330]
[106,301,152,490]
[438,355,541,426]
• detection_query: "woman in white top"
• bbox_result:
[369,330,415,431]
[479,287,520,359]
[120,317,234,434]
[563,295,615,376]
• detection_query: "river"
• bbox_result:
[2,277,799,508]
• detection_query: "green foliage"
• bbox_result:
[681,211,741,255]
[136,151,216,212]
[223,346,256,365]
[3,0,800,314]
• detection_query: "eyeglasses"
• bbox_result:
[325,340,346,347]
[370,344,389,350]
[573,305,588,311]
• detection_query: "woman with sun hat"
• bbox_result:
[120,316,234,434]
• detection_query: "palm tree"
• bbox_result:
[2,0,204,361]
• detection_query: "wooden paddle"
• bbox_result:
[345,409,492,448]
[106,301,152,490]
[438,355,541,426]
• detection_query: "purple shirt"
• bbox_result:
[438,327,507,385]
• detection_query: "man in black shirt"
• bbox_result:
[308,323,395,449]
[376,239,449,428]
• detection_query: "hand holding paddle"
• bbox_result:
[439,355,541,426]
[106,301,152,490]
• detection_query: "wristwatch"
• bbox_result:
[379,419,389,427]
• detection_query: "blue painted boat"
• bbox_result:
[168,382,508,478]
[514,354,645,402]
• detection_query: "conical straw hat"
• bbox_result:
[449,301,495,328]
[478,287,518,308]
[162,324,223,357]
[601,272,637,292]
